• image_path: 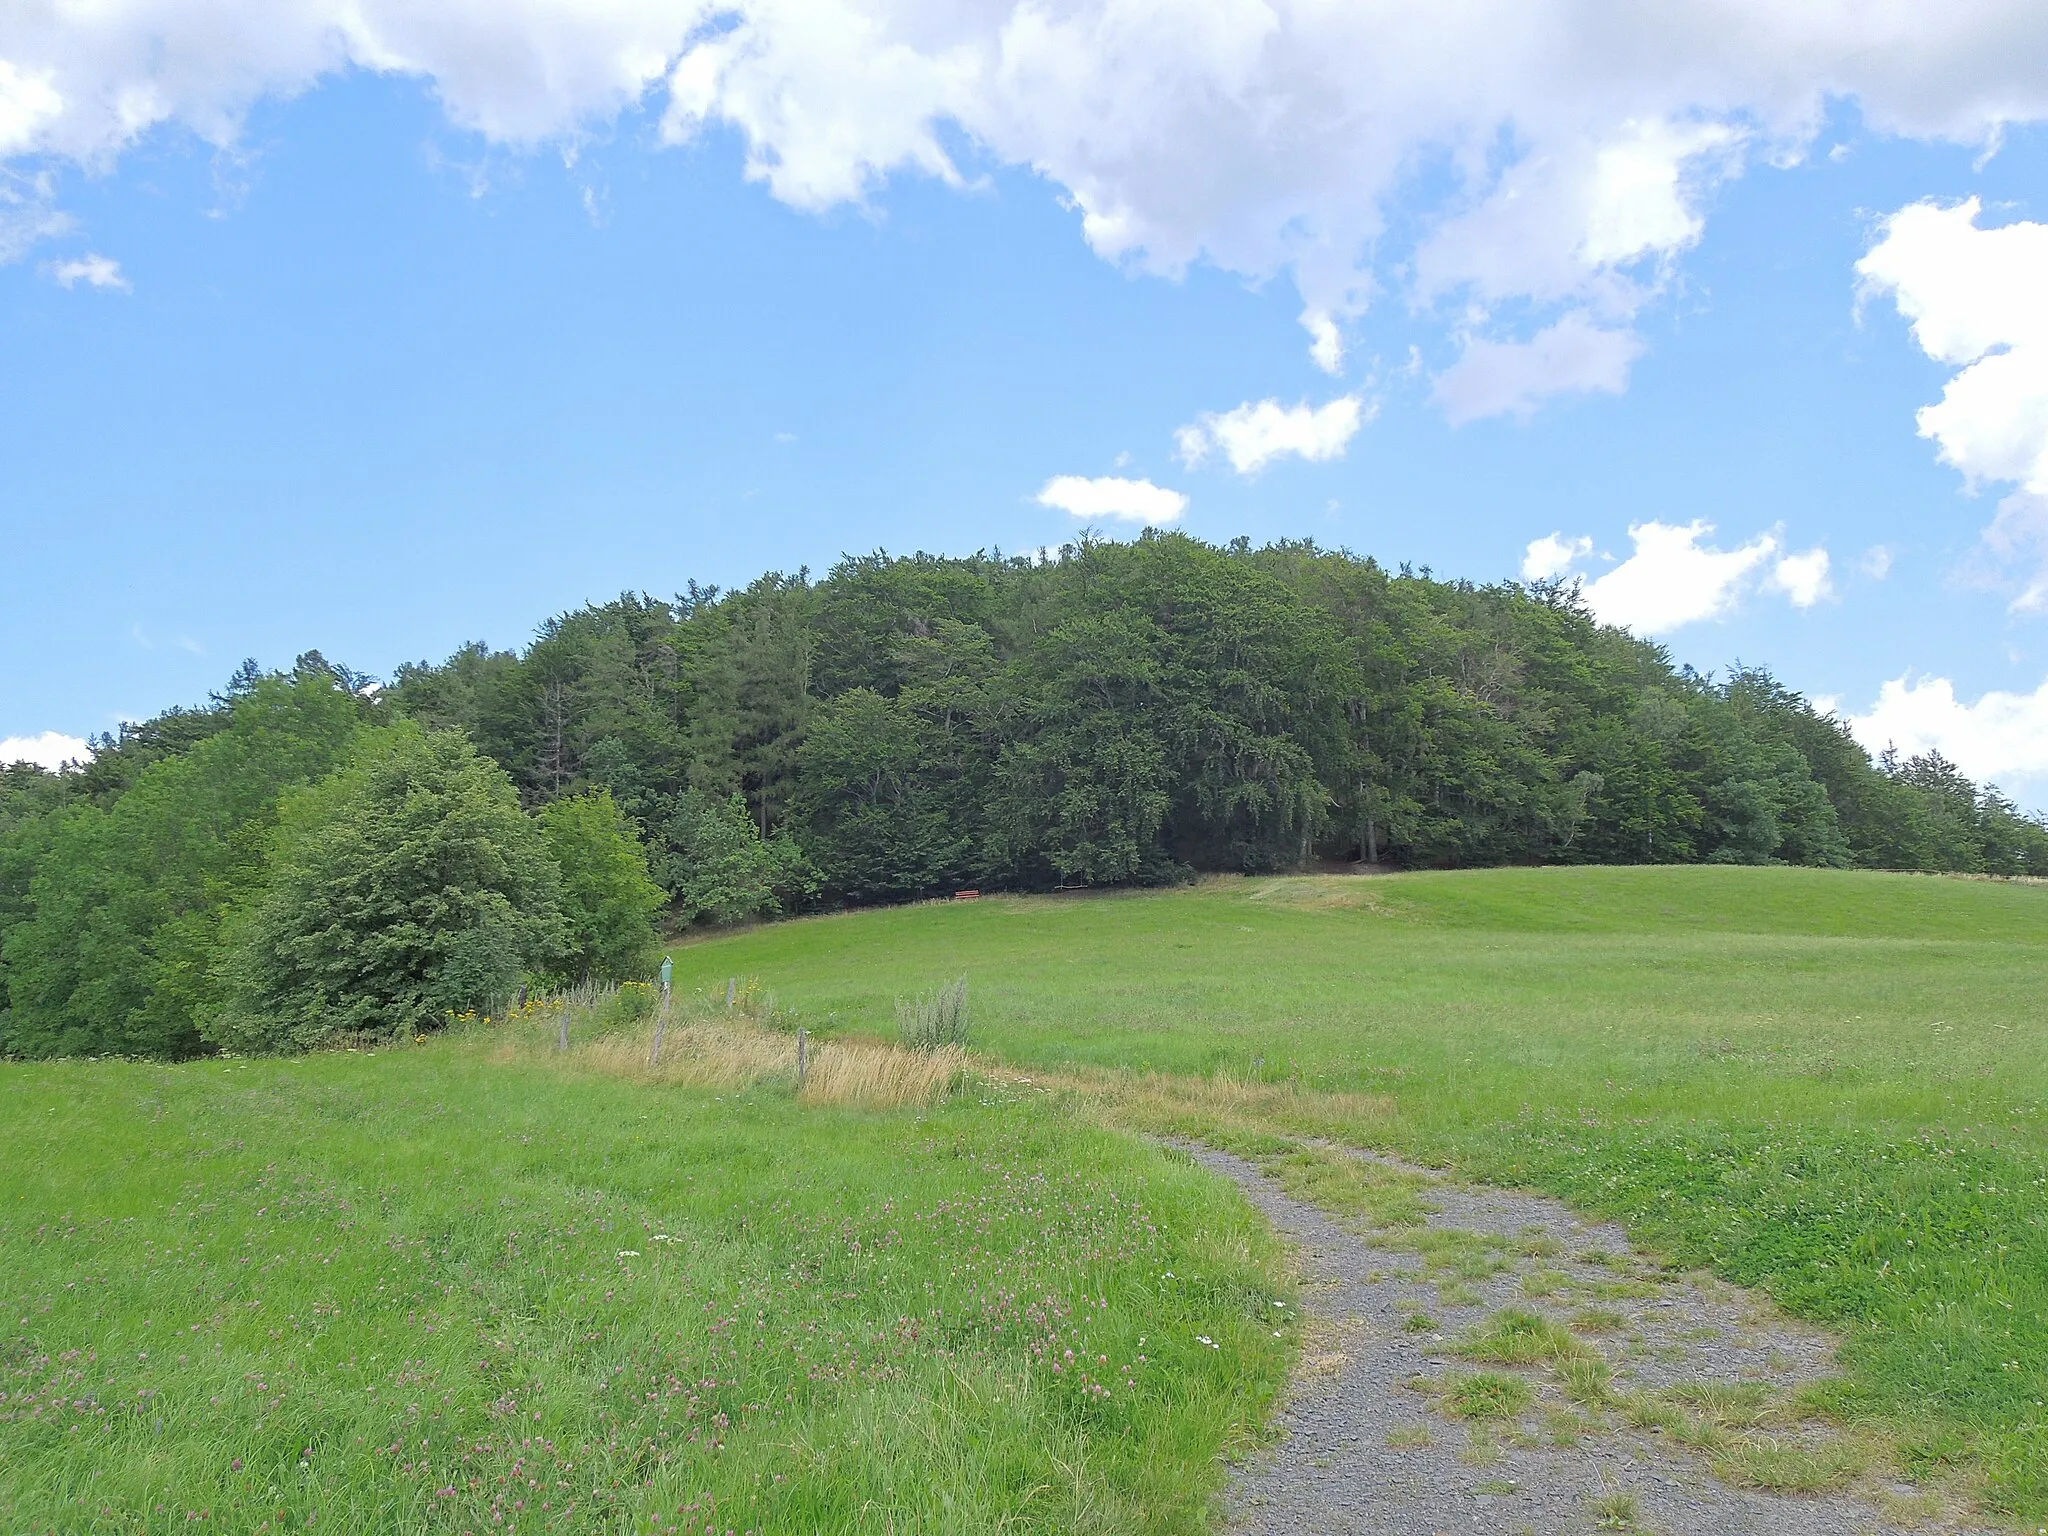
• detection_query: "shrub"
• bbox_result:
[898,976,969,1052]
[205,723,564,1051]
[538,791,666,983]
[604,980,659,1030]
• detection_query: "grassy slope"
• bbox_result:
[0,1051,1290,1534]
[665,866,2048,1510]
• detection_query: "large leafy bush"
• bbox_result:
[537,790,666,983]
[206,722,563,1051]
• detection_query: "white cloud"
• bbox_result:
[1303,312,1346,376]
[1176,395,1367,475]
[1521,532,1592,582]
[0,731,91,771]
[0,167,71,262]
[1766,546,1833,607]
[1849,674,2048,788]
[0,61,63,155]
[1858,198,2048,606]
[47,251,127,290]
[1581,522,1778,635]
[1416,120,1740,313]
[1526,521,1838,631]
[1433,312,1646,424]
[5,3,2048,390]
[1860,545,1895,581]
[1035,473,1187,527]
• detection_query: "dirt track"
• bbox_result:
[1190,1144,1994,1536]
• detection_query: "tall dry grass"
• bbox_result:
[512,1011,964,1110]
[992,1060,1399,1145]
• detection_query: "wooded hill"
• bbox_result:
[386,533,2046,892]
[4,532,2044,1058]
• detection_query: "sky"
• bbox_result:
[4,2,2048,809]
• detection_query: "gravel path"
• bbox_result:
[1189,1143,1993,1536]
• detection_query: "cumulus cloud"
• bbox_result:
[1766,546,1833,607]
[0,731,91,771]
[1580,521,1780,635]
[1848,673,2048,788]
[46,251,127,289]
[1176,395,1367,474]
[1035,474,1187,527]
[1529,521,1838,631]
[5,2,2048,390]
[1433,312,1646,424]
[1521,532,1593,582]
[1416,120,1740,314]
[0,60,62,153]
[1858,198,2048,606]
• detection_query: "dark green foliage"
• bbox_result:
[65,705,232,806]
[380,534,2045,897]
[794,686,975,902]
[667,789,819,926]
[206,722,564,1051]
[0,766,73,936]
[0,666,368,1058]
[10,534,2045,1063]
[537,791,666,983]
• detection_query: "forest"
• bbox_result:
[5,532,2044,1059]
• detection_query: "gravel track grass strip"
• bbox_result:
[1190,1144,1998,1536]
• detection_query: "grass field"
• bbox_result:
[5,864,2046,1529]
[0,1048,1291,1534]
[660,867,2048,1514]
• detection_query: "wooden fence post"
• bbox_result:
[796,1026,807,1092]
[650,996,670,1067]
[726,977,736,1010]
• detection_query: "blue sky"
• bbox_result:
[4,5,2048,806]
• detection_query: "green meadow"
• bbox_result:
[5,864,2047,1529]
[664,866,2048,1512]
[0,1051,1289,1534]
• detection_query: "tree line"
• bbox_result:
[0,663,663,1059]
[5,533,2043,1058]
